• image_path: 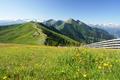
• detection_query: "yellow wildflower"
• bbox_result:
[83,74,87,78]
[102,62,113,69]
[103,63,109,67]
[3,76,7,80]
[109,64,112,67]
[98,66,102,69]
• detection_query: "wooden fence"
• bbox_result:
[87,38,120,49]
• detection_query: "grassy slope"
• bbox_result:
[0,44,119,80]
[36,23,80,46]
[0,22,80,46]
[0,23,46,45]
[56,20,114,43]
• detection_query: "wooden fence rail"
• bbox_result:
[87,38,120,49]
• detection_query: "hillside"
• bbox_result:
[43,19,115,43]
[0,22,80,46]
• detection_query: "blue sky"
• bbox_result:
[0,0,120,24]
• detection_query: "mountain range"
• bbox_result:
[0,22,79,46]
[90,24,120,38]
[43,19,115,43]
[0,19,115,46]
[0,19,26,25]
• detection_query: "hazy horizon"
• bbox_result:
[0,0,120,24]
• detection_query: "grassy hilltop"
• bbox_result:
[0,22,79,46]
[0,44,119,80]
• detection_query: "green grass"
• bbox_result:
[0,23,46,45]
[0,22,80,46]
[0,44,120,80]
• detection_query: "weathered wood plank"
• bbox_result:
[87,38,120,49]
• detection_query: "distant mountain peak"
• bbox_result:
[46,19,56,22]
[65,19,83,25]
[68,18,75,21]
[76,20,80,23]
[65,18,77,24]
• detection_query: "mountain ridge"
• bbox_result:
[0,22,80,46]
[90,24,120,38]
[0,19,115,46]
[43,19,115,43]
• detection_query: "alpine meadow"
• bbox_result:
[0,0,120,80]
